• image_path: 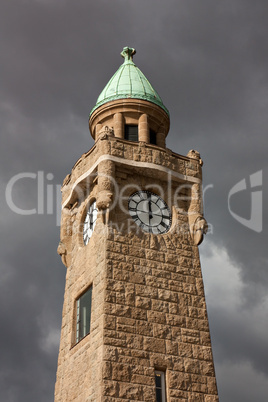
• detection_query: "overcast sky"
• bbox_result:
[1,1,268,401]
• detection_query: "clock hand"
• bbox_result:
[148,194,153,220]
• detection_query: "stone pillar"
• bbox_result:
[113,112,124,139]
[138,113,149,143]
[96,159,115,216]
[187,150,207,245]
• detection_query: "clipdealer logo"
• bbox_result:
[5,170,263,232]
[5,171,62,225]
[228,170,263,233]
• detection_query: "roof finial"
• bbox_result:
[121,47,136,63]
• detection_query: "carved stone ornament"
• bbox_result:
[98,126,114,140]
[96,190,113,225]
[187,149,203,166]
[57,241,67,267]
[96,190,113,210]
[190,216,208,245]
[62,174,71,187]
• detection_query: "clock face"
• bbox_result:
[128,191,172,234]
[83,201,98,245]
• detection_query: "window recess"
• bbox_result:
[155,370,166,402]
[150,129,157,145]
[76,286,92,343]
[124,124,138,142]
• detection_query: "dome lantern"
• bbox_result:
[89,47,170,148]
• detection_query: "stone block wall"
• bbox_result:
[101,228,218,401]
[55,137,218,401]
[54,222,107,402]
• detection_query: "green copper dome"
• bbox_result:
[90,47,169,116]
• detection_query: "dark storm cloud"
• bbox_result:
[0,214,64,400]
[1,0,268,401]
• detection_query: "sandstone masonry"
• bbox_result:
[55,47,219,401]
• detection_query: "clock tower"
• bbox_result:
[55,47,219,401]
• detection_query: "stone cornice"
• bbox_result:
[62,153,201,209]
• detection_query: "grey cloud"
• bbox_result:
[1,0,268,401]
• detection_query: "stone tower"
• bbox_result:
[55,47,219,402]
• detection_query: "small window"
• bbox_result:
[150,129,157,145]
[76,286,92,343]
[124,125,138,142]
[155,370,166,402]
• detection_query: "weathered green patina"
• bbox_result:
[90,47,169,116]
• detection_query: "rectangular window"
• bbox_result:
[76,286,92,343]
[155,370,166,402]
[124,125,138,142]
[150,129,157,145]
